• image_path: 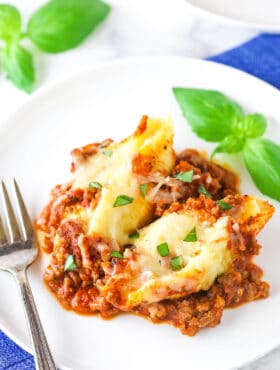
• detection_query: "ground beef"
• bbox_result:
[137,260,269,336]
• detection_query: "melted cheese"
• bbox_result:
[104,196,274,309]
[71,117,175,246]
[106,212,232,308]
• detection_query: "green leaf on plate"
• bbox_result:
[212,135,244,157]
[27,0,111,53]
[172,88,244,142]
[243,138,280,202]
[235,113,267,139]
[2,43,35,93]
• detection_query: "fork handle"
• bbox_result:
[14,269,57,370]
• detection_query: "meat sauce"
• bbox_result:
[36,149,269,335]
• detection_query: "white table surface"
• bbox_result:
[0,0,257,125]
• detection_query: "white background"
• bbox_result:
[0,0,256,124]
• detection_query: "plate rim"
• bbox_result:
[0,56,279,141]
[0,56,280,369]
[185,0,280,32]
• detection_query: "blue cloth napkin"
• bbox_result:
[208,34,280,90]
[0,33,279,370]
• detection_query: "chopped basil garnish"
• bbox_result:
[113,194,134,207]
[129,231,140,239]
[111,251,124,259]
[217,200,233,210]
[171,255,183,271]
[64,255,77,271]
[140,183,148,198]
[157,242,170,257]
[175,170,194,183]
[198,185,212,198]
[102,149,113,157]
[89,181,102,189]
[184,227,197,242]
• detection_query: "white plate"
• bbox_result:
[0,57,280,370]
[185,0,280,32]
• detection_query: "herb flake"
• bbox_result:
[113,194,133,207]
[89,181,102,189]
[111,251,124,259]
[64,255,77,271]
[102,149,113,157]
[175,170,194,183]
[156,242,170,257]
[140,183,148,198]
[171,256,183,271]
[129,231,140,239]
[217,200,233,211]
[198,185,212,198]
[184,227,197,242]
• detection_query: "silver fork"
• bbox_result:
[0,180,56,370]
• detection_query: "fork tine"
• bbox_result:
[1,181,22,243]
[13,179,33,241]
[0,216,8,245]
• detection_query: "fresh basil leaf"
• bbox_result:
[0,5,21,42]
[2,43,35,93]
[235,114,267,139]
[27,0,111,53]
[243,138,280,202]
[173,88,244,142]
[212,135,244,157]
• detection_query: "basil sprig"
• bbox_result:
[243,139,280,202]
[0,0,110,92]
[173,87,280,202]
[173,88,244,142]
[2,43,35,93]
[0,5,21,42]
